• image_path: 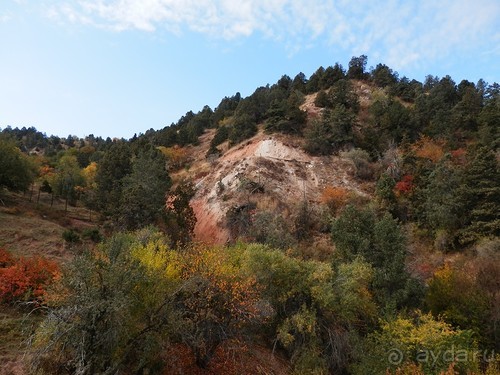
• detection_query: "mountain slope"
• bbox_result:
[172,94,373,244]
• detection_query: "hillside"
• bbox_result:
[169,85,382,247]
[1,58,499,374]
[179,117,371,245]
[0,192,101,375]
[0,192,97,260]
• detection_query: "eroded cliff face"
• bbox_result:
[166,89,379,244]
[174,128,370,245]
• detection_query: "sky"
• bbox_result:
[1,0,499,139]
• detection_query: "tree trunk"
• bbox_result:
[194,349,211,369]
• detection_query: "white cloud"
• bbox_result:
[0,9,13,23]
[44,0,500,69]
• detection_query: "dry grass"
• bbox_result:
[0,191,99,374]
[0,212,66,260]
[0,191,97,261]
[0,306,26,361]
[0,305,38,375]
[294,234,335,261]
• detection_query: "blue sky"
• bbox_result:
[1,0,499,139]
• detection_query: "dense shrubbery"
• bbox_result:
[29,232,380,374]
[354,312,479,375]
[30,228,498,374]
[331,205,424,312]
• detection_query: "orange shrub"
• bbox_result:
[39,165,55,177]
[176,245,260,368]
[412,136,445,162]
[321,186,350,212]
[158,145,189,170]
[0,249,59,304]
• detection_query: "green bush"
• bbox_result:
[352,312,478,375]
[241,244,376,373]
[341,148,374,180]
[0,138,36,192]
[331,206,424,312]
[81,228,103,243]
[62,229,80,244]
[30,233,178,374]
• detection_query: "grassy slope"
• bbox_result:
[0,210,66,260]
[0,191,98,374]
[0,191,96,259]
[0,306,26,375]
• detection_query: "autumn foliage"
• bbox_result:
[0,248,59,304]
[175,245,260,368]
[321,186,350,213]
[394,174,414,195]
[158,145,189,171]
[180,245,259,322]
[412,136,445,162]
[5,61,500,375]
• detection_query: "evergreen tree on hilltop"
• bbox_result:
[370,63,398,88]
[347,55,368,80]
[228,113,257,146]
[264,92,306,135]
[478,84,500,149]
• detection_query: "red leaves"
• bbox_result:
[0,248,59,304]
[395,174,414,195]
[450,148,467,165]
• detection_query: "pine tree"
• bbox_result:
[95,142,132,216]
[331,206,423,311]
[304,105,354,155]
[459,147,500,243]
[164,181,197,247]
[119,148,172,230]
